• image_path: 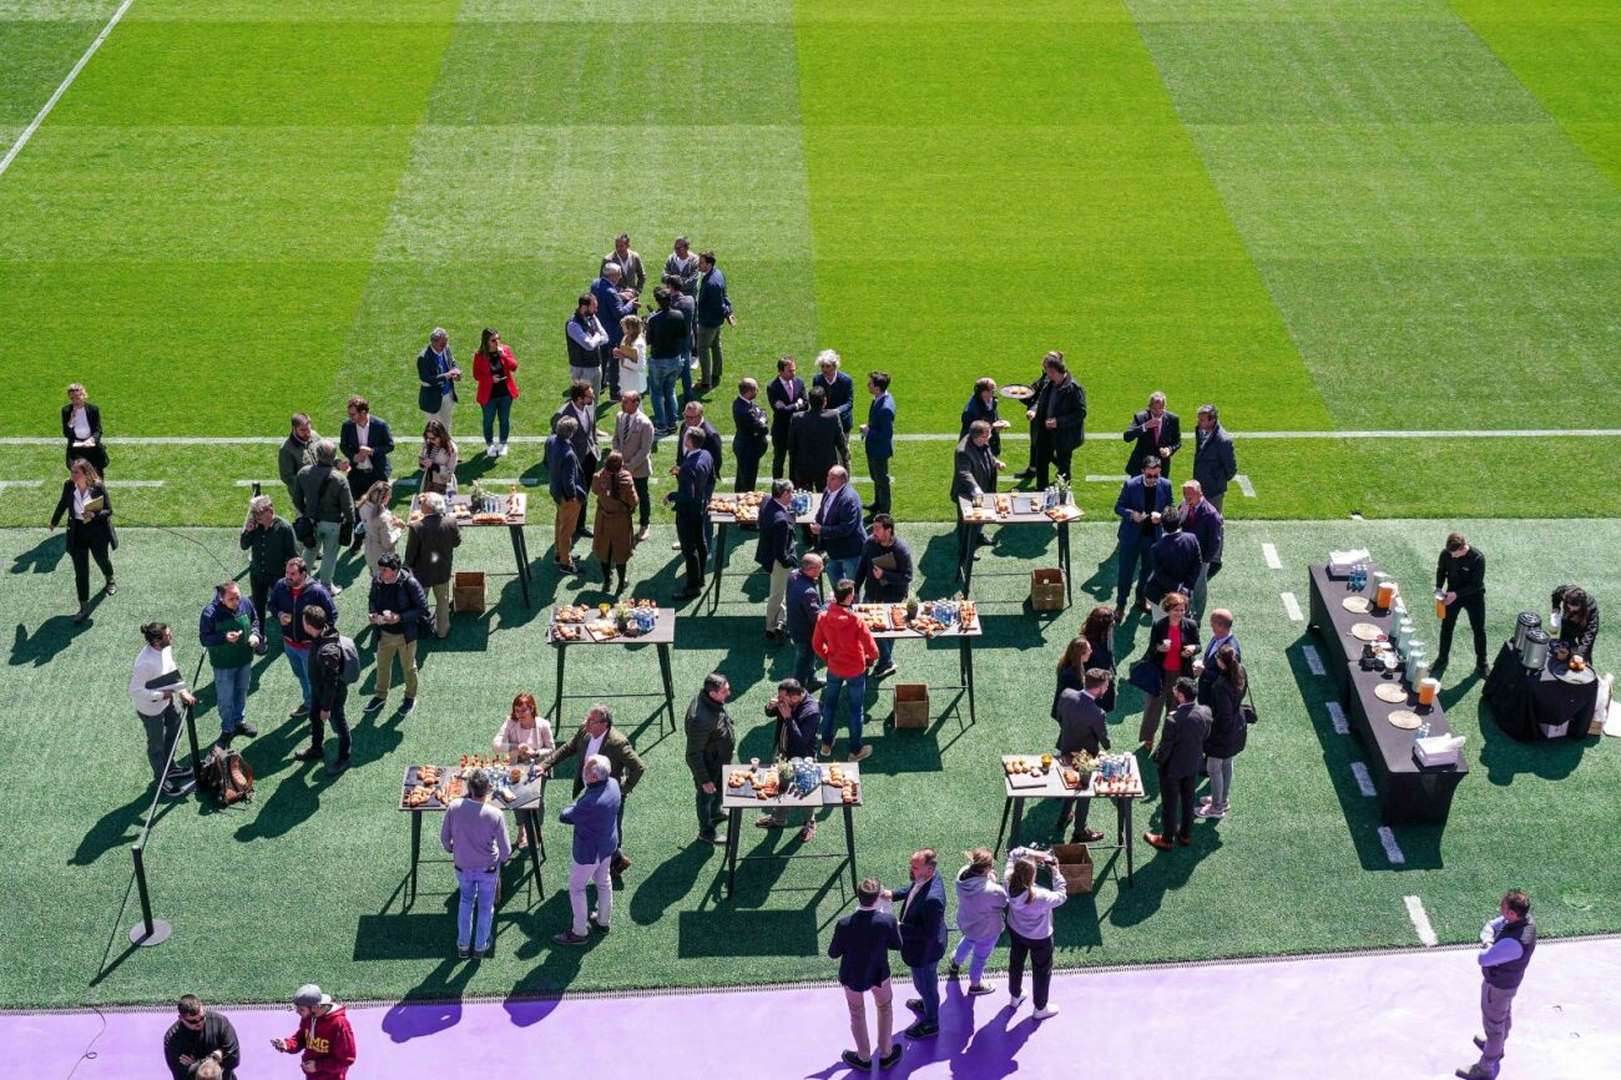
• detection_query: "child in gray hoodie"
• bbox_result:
[948,847,1009,993]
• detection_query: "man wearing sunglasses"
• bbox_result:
[163,994,240,1080]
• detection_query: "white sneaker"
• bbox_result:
[1008,992,1026,1008]
[497,442,509,457]
[1032,1004,1061,1021]
[485,444,499,459]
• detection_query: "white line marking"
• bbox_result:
[106,479,164,488]
[1261,542,1282,569]
[1377,826,1406,865]
[1326,701,1349,734]
[1404,895,1438,946]
[1084,474,1128,483]
[1281,592,1303,621]
[0,0,136,180]
[0,479,44,489]
[1235,473,1256,497]
[1350,762,1376,796]
[1303,644,1325,676]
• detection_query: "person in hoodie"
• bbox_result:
[757,679,822,840]
[948,847,1008,996]
[812,578,880,763]
[271,984,355,1079]
[1003,847,1067,1021]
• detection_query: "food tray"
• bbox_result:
[1350,622,1385,642]
[1374,682,1410,704]
[1342,596,1372,614]
[1387,709,1422,730]
[1000,384,1035,400]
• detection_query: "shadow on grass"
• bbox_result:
[8,533,66,575]
[72,791,178,867]
[10,614,92,667]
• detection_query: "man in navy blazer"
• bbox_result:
[591,266,634,400]
[887,849,947,1039]
[755,481,798,641]
[731,378,770,493]
[786,554,824,689]
[828,877,905,1071]
[766,356,807,481]
[860,371,895,518]
[813,350,855,433]
[1146,678,1211,850]
[669,429,716,600]
[1113,455,1174,619]
[554,756,621,945]
[811,466,865,586]
[1124,391,1182,478]
[1191,404,1237,512]
[340,395,393,548]
[1056,669,1112,842]
[416,328,460,433]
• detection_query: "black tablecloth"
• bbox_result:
[1484,641,1598,741]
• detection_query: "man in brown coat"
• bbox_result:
[537,704,647,880]
[403,491,462,638]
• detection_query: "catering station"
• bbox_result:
[409,485,534,607]
[398,759,548,906]
[1484,612,1602,741]
[719,760,863,899]
[546,601,677,735]
[955,490,1080,605]
[994,752,1144,887]
[860,598,982,728]
[1307,559,1469,826]
[701,489,821,613]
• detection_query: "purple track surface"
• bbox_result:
[9,938,1618,1079]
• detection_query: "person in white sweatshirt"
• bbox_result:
[130,622,197,797]
[948,847,1008,994]
[1004,846,1066,1019]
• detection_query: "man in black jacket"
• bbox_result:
[1024,352,1086,489]
[1147,510,1202,610]
[296,607,351,777]
[856,514,912,678]
[1434,532,1488,680]
[731,378,770,493]
[163,994,240,1080]
[953,421,1003,566]
[756,480,798,642]
[758,679,822,836]
[789,386,846,492]
[766,356,807,480]
[1124,391,1182,478]
[363,554,428,716]
[1145,677,1209,850]
[828,877,904,1072]
[1191,404,1237,512]
[669,429,715,600]
[1054,668,1112,843]
[683,673,734,845]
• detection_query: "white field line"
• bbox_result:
[0,480,44,489]
[1350,762,1377,797]
[106,479,164,488]
[0,0,136,180]
[1377,826,1406,865]
[1261,542,1282,569]
[1404,895,1439,947]
[1084,474,1129,483]
[1235,474,1256,497]
[1303,644,1325,676]
[1326,701,1349,735]
[1281,592,1303,622]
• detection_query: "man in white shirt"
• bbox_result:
[130,622,197,797]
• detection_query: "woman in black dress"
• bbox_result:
[1080,604,1117,712]
[49,459,116,621]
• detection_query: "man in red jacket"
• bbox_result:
[271,984,355,1079]
[812,579,880,762]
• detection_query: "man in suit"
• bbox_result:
[857,514,912,678]
[403,491,461,639]
[1055,668,1113,842]
[538,704,645,882]
[766,356,807,481]
[1146,509,1203,612]
[547,417,588,573]
[1145,677,1211,850]
[828,877,905,1072]
[676,400,723,554]
[1179,479,1225,620]
[756,480,798,642]
[786,553,825,690]
[1191,404,1237,513]
[1112,454,1174,621]
[62,382,107,474]
[669,429,715,600]
[684,673,734,846]
[590,266,633,401]
[555,381,599,539]
[1195,608,1241,703]
[811,466,865,586]
[416,328,460,435]
[731,378,770,493]
[1124,391,1182,478]
[860,371,896,518]
[789,386,847,492]
[962,377,1005,458]
[886,849,947,1040]
[813,349,856,433]
[953,420,1004,567]
[339,395,393,550]
[612,390,655,542]
[1024,352,1086,489]
[693,250,734,391]
[553,755,621,945]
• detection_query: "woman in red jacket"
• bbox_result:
[473,327,520,459]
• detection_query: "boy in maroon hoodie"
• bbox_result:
[271,984,355,1079]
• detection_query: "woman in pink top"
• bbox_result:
[1137,592,1200,751]
[492,692,552,848]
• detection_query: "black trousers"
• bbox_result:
[310,689,351,760]
[771,434,791,481]
[675,509,709,588]
[1437,593,1488,668]
[250,574,278,632]
[69,532,114,605]
[1032,435,1074,488]
[1158,768,1196,841]
[869,453,891,515]
[1055,795,1093,837]
[1008,929,1055,1009]
[575,455,597,537]
[735,448,763,493]
[632,475,650,530]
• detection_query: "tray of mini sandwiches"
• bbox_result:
[853,600,977,638]
[961,494,1080,523]
[706,490,767,523]
[549,599,660,643]
[399,756,543,811]
[725,761,862,806]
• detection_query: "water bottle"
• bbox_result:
[1417,721,1431,742]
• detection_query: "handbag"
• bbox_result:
[293,470,336,547]
[1127,658,1163,697]
[1240,680,1259,726]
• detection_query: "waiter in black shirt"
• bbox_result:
[1434,532,1487,679]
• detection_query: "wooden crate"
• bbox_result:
[893,683,930,730]
[1031,568,1066,611]
[1049,842,1094,895]
[452,570,486,614]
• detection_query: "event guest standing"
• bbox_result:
[49,459,116,622]
[669,428,716,601]
[339,396,393,550]
[1055,669,1112,843]
[694,250,734,391]
[1124,391,1182,478]
[298,607,352,776]
[681,400,725,490]
[860,371,895,518]
[757,480,798,642]
[1144,677,1210,851]
[130,622,197,798]
[787,553,825,689]
[278,413,321,512]
[416,327,460,434]
[1550,585,1599,663]
[953,420,1003,563]
[566,292,611,397]
[961,378,1007,458]
[199,581,263,745]
[590,265,632,400]
[604,232,645,294]
[591,451,638,594]
[1179,480,1224,621]
[684,673,735,846]
[1457,890,1537,1080]
[1137,592,1200,749]
[612,391,654,542]
[164,994,240,1080]
[614,314,647,399]
[1191,404,1236,512]
[266,557,337,720]
[1197,645,1246,821]
[547,416,588,575]
[948,848,1007,996]
[1146,509,1202,614]
[662,272,699,405]
[62,382,107,474]
[757,679,822,839]
[554,755,621,946]
[1112,455,1172,621]
[404,491,459,640]
[828,877,905,1072]
[1195,608,1241,704]
[363,553,427,716]
[271,985,355,1079]
[665,235,699,296]
[441,769,509,958]
[417,420,459,497]
[1051,636,1092,719]
[538,704,644,878]
[814,349,855,433]
[473,327,520,458]
[790,386,847,492]
[887,849,947,1040]
[1433,532,1487,680]
[241,494,297,632]
[493,692,555,764]
[355,480,401,582]
[557,381,600,539]
[857,514,912,679]
[1024,352,1085,489]
[1003,846,1066,1019]
[1081,605,1118,712]
[292,440,355,594]
[812,466,865,585]
[731,378,770,493]
[767,356,808,480]
[813,579,879,763]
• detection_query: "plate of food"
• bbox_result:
[1350,622,1385,642]
[1342,596,1372,614]
[1045,505,1082,522]
[1387,709,1422,730]
[1000,384,1035,400]
[551,624,584,643]
[555,605,589,623]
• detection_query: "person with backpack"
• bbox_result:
[362,553,428,717]
[949,847,1008,996]
[1003,846,1067,1020]
[297,607,354,777]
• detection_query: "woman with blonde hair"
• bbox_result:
[614,314,647,396]
[948,847,1007,995]
[49,458,115,622]
[356,479,401,578]
[1003,846,1067,1019]
[418,419,458,496]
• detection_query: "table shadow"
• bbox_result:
[1475,698,1591,785]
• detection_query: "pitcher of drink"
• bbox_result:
[1434,591,1448,620]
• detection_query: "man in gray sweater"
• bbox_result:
[440,771,509,959]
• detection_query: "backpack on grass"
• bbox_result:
[199,745,254,806]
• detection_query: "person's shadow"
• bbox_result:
[10,615,91,667]
[72,790,172,866]
[381,957,477,1042]
[9,534,66,576]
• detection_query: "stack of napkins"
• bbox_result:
[1329,549,1372,577]
[1414,733,1465,767]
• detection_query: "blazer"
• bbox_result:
[61,402,106,468]
[417,345,458,413]
[785,570,823,643]
[815,483,866,560]
[767,376,807,440]
[856,536,912,604]
[769,697,822,759]
[1114,474,1174,542]
[755,496,797,571]
[1148,531,1203,601]
[560,778,621,865]
[732,395,770,462]
[473,345,520,405]
[590,276,632,346]
[789,410,847,489]
[1124,408,1182,476]
[1146,615,1201,680]
[961,393,1001,456]
[1032,377,1086,451]
[51,480,114,544]
[892,872,948,967]
[828,908,902,993]
[612,409,655,479]
[864,392,896,459]
[554,401,598,467]
[404,512,461,588]
[952,435,998,501]
[538,724,646,798]
[1182,498,1224,567]
[687,419,724,477]
[1055,688,1111,756]
[1157,702,1212,780]
[339,417,394,480]
[695,266,732,328]
[673,448,716,511]
[1192,423,1237,497]
[813,370,856,432]
[547,437,587,503]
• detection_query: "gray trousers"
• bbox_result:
[140,704,189,786]
[1191,561,1211,621]
[1477,982,1516,1069]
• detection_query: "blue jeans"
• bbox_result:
[649,358,683,430]
[213,662,251,735]
[481,396,512,445]
[455,866,498,951]
[794,641,818,687]
[825,556,859,589]
[910,962,941,1025]
[283,643,313,709]
[679,346,694,403]
[1115,531,1155,606]
[819,672,867,753]
[875,637,895,669]
[952,933,999,984]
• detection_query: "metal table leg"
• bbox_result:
[962,636,977,727]
[521,809,545,901]
[1009,797,1026,851]
[1123,798,1135,887]
[709,522,730,613]
[1059,521,1072,607]
[724,806,742,899]
[657,643,676,734]
[409,811,422,907]
[510,524,531,607]
[994,796,1013,857]
[552,645,567,723]
[842,803,858,893]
